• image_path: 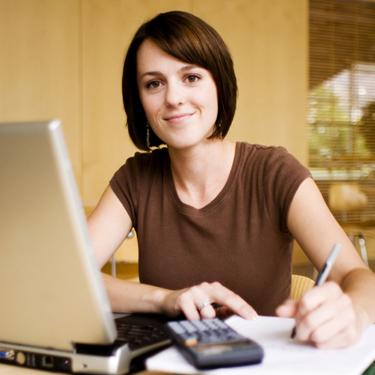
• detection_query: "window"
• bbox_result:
[309,0,375,224]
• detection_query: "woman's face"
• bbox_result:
[136,39,218,150]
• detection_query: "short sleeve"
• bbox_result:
[264,147,311,232]
[110,157,139,227]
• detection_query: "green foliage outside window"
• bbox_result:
[308,85,371,168]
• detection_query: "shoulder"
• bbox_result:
[111,147,169,190]
[238,141,288,158]
[236,143,310,230]
[127,147,168,168]
[237,142,311,201]
[109,148,169,223]
[237,142,305,172]
[117,147,169,176]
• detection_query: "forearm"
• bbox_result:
[341,267,375,330]
[102,273,171,314]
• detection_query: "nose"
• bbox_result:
[164,81,185,107]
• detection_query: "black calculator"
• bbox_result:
[166,318,264,369]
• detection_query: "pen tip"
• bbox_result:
[290,326,296,339]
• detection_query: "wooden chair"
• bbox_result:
[291,274,315,300]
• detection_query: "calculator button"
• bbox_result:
[204,319,219,330]
[191,320,209,331]
[214,319,229,329]
[180,320,197,333]
[168,321,185,334]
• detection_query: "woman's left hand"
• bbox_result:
[276,281,363,349]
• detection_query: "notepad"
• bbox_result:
[146,316,375,375]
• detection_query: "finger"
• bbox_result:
[177,291,202,320]
[308,296,356,345]
[276,299,298,318]
[200,282,257,319]
[296,292,354,342]
[315,324,359,349]
[295,299,337,342]
[188,285,217,319]
[180,285,219,320]
[198,303,216,319]
[180,300,201,320]
[297,281,341,317]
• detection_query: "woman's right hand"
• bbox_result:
[161,281,258,320]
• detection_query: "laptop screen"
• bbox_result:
[0,120,116,351]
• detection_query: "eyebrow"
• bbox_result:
[138,64,200,80]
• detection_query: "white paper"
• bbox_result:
[146,316,375,375]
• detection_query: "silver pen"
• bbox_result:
[314,243,342,286]
[291,243,342,338]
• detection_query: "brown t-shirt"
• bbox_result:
[110,142,310,315]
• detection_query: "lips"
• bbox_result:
[164,112,195,122]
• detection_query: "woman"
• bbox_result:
[88,10,375,349]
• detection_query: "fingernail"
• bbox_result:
[248,312,258,320]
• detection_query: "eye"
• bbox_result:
[145,80,162,90]
[185,74,201,83]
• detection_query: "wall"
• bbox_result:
[0,0,82,180]
[0,0,308,264]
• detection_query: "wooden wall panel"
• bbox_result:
[0,0,82,182]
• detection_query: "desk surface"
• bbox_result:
[1,362,375,375]
[0,363,166,375]
[2,316,375,375]
[1,359,375,375]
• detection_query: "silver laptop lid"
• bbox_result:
[0,120,116,351]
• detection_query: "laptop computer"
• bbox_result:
[0,120,171,374]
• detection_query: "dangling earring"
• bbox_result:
[146,123,150,149]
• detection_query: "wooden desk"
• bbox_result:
[1,359,375,375]
[0,363,166,375]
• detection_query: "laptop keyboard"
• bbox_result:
[114,314,171,351]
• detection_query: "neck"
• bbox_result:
[168,140,236,208]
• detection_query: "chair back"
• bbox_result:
[291,274,314,300]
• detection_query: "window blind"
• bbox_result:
[309,0,375,224]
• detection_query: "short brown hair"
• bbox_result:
[122,11,238,151]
